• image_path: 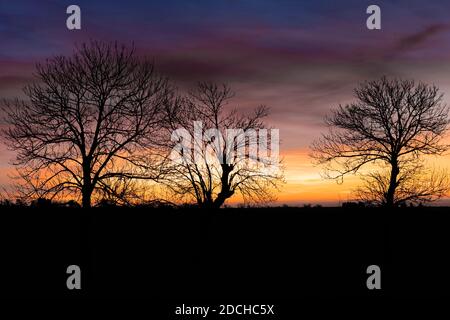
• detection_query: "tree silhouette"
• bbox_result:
[162,82,284,208]
[1,42,171,208]
[311,77,450,207]
[355,163,448,206]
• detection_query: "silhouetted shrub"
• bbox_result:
[342,201,366,209]
[30,198,52,208]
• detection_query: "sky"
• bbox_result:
[1,0,450,205]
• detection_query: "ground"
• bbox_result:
[1,206,449,302]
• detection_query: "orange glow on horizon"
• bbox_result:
[2,147,450,206]
[227,147,450,206]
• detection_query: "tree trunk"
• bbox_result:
[385,159,399,207]
[213,164,234,208]
[82,162,93,209]
[81,188,92,209]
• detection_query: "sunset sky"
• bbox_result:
[1,0,450,205]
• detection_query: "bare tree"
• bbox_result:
[162,82,284,208]
[355,162,449,206]
[1,42,171,208]
[311,77,450,207]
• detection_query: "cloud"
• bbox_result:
[396,24,449,50]
[0,76,34,91]
[385,24,450,59]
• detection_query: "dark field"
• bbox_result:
[1,206,449,303]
